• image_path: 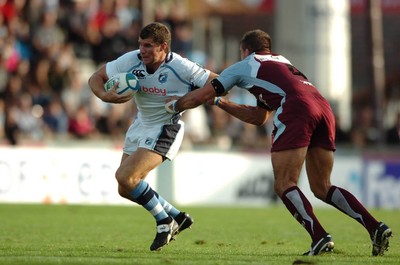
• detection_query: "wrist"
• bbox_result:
[214,97,221,106]
[172,101,177,112]
[165,99,178,114]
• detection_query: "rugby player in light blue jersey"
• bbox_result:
[88,22,217,251]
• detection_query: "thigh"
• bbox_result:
[118,148,164,188]
[271,147,307,196]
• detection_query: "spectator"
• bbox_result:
[68,104,96,139]
[334,114,351,144]
[31,8,65,60]
[4,103,19,145]
[61,0,93,58]
[42,97,68,137]
[350,106,379,147]
[386,112,400,145]
[16,92,43,140]
[61,66,91,117]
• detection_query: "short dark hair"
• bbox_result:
[140,22,171,52]
[240,29,271,53]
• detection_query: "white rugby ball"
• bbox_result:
[104,72,140,96]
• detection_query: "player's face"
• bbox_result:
[139,38,167,70]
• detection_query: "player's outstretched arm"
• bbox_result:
[216,97,271,126]
[166,82,216,114]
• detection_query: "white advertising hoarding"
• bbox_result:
[362,157,400,209]
[0,147,399,209]
[173,151,276,206]
[0,147,156,205]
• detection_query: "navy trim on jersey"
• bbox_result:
[162,65,192,87]
[165,52,173,63]
[170,113,181,124]
[154,123,181,156]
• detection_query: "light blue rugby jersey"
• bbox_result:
[106,50,210,126]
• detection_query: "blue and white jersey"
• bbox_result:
[106,50,210,126]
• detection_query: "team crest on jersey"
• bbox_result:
[159,73,168,83]
[145,137,154,146]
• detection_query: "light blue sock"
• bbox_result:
[130,180,169,223]
[155,192,180,218]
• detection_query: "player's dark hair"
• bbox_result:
[240,29,271,53]
[140,22,171,52]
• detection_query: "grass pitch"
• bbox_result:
[0,204,398,265]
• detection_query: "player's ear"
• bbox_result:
[160,42,168,52]
[240,47,251,59]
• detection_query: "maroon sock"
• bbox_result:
[281,186,327,242]
[326,185,379,234]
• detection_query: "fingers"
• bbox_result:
[165,96,181,103]
[111,81,120,92]
[104,87,133,104]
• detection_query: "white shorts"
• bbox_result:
[123,117,185,160]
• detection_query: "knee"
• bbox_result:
[310,185,331,201]
[115,168,126,186]
[115,167,140,191]
[274,177,298,198]
[117,184,129,199]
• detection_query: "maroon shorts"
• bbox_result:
[271,94,336,152]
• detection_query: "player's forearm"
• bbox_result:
[88,74,107,100]
[175,83,216,112]
[175,95,203,111]
[217,98,270,126]
[88,65,110,101]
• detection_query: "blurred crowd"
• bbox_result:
[0,0,399,150]
[0,0,141,146]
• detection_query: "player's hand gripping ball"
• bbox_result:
[104,72,140,96]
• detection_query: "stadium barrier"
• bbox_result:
[0,146,399,208]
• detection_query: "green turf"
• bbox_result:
[0,204,398,265]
